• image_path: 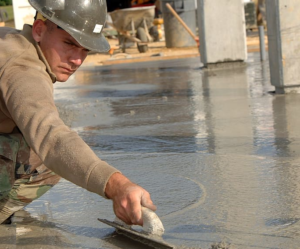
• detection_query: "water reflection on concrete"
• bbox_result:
[9,53,300,249]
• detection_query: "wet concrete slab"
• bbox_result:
[3,53,300,249]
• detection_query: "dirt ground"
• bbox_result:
[83,38,200,67]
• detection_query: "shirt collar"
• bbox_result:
[20,24,57,83]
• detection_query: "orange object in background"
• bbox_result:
[153,18,163,25]
[153,18,164,40]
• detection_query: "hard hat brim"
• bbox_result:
[67,29,111,53]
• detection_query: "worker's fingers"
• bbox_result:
[115,213,132,225]
[128,188,156,225]
[128,197,143,226]
[113,201,133,225]
[112,184,143,225]
[141,191,156,212]
[107,174,156,227]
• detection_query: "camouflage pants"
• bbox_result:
[0,132,61,224]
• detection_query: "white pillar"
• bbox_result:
[197,0,247,68]
[12,0,35,30]
[266,0,300,94]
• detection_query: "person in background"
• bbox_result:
[254,0,266,28]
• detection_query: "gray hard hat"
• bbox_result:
[28,0,110,52]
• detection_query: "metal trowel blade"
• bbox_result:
[98,218,175,249]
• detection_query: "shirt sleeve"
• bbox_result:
[1,64,120,197]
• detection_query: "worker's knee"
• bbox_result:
[0,132,61,204]
[10,169,61,203]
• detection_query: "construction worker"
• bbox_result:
[254,0,266,27]
[0,0,156,225]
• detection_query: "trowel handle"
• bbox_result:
[114,207,165,236]
[141,207,165,235]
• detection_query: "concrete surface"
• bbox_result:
[2,50,300,249]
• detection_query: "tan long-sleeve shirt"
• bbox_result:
[0,25,119,197]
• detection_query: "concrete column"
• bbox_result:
[197,0,247,68]
[266,0,300,94]
[12,0,35,30]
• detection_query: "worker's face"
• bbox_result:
[32,20,90,82]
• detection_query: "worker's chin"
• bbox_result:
[56,73,72,82]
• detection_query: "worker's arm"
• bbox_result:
[105,172,156,225]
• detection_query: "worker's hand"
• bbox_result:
[105,172,156,226]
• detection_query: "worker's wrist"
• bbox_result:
[105,172,130,199]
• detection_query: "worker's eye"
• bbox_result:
[64,41,73,45]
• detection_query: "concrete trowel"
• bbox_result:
[98,207,175,249]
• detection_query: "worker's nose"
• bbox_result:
[69,50,88,67]
[69,55,83,67]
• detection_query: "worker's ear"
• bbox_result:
[32,19,47,42]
